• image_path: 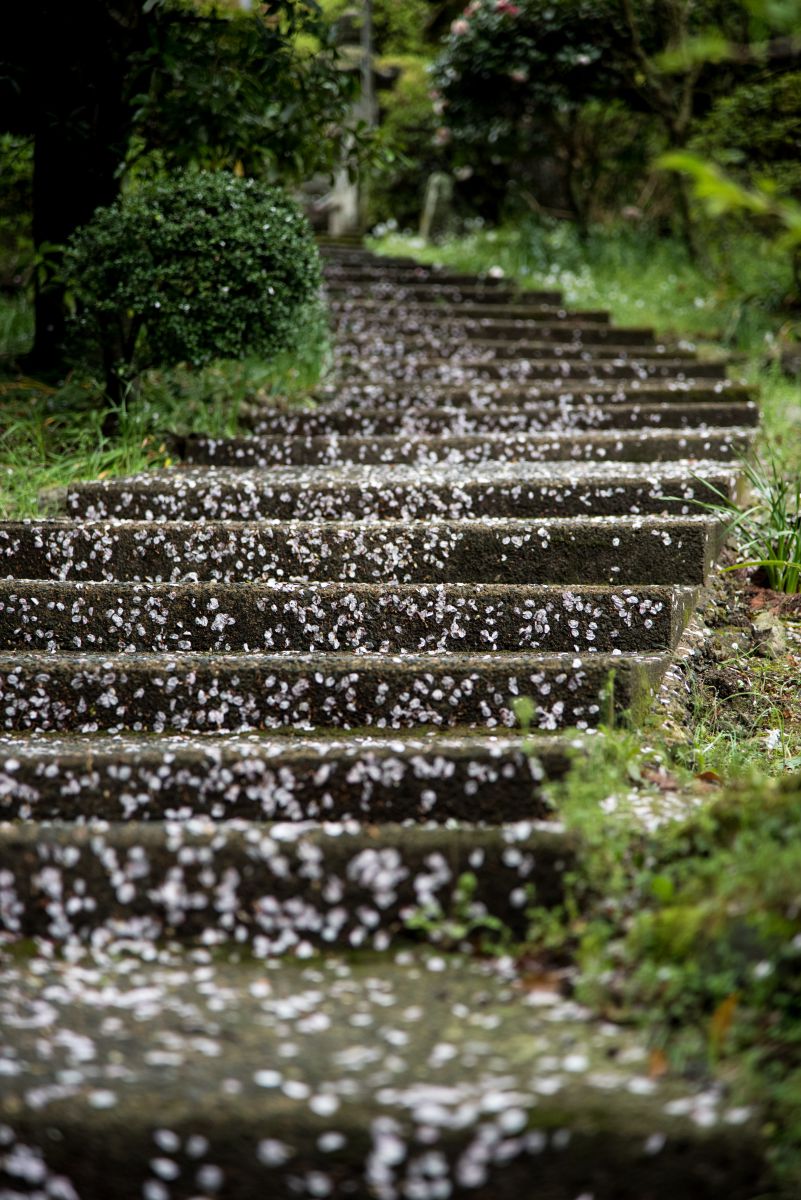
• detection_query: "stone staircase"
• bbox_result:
[0,245,765,1198]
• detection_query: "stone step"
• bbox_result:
[0,580,696,655]
[340,357,729,382]
[337,343,689,365]
[313,378,751,409]
[332,299,608,322]
[326,283,563,305]
[242,400,759,437]
[0,953,764,1200]
[180,427,750,470]
[324,266,515,286]
[336,323,655,346]
[0,649,668,732]
[0,819,571,945]
[59,462,736,522]
[1,515,721,585]
[0,731,569,822]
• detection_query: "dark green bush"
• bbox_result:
[64,171,321,392]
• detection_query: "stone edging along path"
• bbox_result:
[0,241,767,1198]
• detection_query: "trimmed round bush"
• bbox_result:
[64,171,321,381]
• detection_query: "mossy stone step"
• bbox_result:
[241,400,759,437]
[0,580,696,654]
[324,265,514,286]
[337,322,651,346]
[332,299,609,321]
[0,731,569,821]
[179,427,750,469]
[0,649,668,733]
[1,515,721,585]
[339,343,676,366]
[0,952,765,1198]
[313,378,752,409]
[326,283,563,305]
[340,356,729,382]
[59,462,736,522]
[0,818,571,945]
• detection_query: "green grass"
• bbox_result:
[373,219,792,343]
[0,294,329,517]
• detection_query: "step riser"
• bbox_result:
[0,823,570,947]
[324,269,514,286]
[340,359,729,381]
[0,583,692,654]
[243,402,759,436]
[333,302,609,321]
[0,518,720,585]
[0,654,666,733]
[181,430,747,469]
[314,382,751,408]
[327,287,563,305]
[61,473,735,522]
[0,737,564,822]
[338,341,668,361]
[335,324,650,345]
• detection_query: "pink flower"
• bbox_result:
[451,17,470,34]
[465,1,481,13]
[510,68,528,82]
[434,127,452,146]
[496,0,521,14]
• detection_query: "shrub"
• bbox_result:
[64,170,321,395]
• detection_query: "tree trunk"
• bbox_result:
[30,123,121,372]
[24,0,146,374]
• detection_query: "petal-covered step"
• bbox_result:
[312,378,753,409]
[0,581,698,654]
[59,462,736,521]
[0,515,722,585]
[0,819,571,945]
[0,649,669,732]
[333,299,610,322]
[325,283,563,305]
[0,953,765,1200]
[324,264,521,286]
[338,341,684,362]
[331,303,612,325]
[241,400,759,437]
[179,427,751,468]
[336,322,655,346]
[339,356,729,382]
[0,731,570,822]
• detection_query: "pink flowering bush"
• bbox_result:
[432,0,641,219]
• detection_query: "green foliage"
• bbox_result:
[0,290,327,518]
[405,871,517,954]
[322,0,433,56]
[433,0,628,203]
[63,171,321,390]
[0,135,32,287]
[692,72,801,199]
[370,56,445,228]
[531,734,801,1188]
[130,1,365,181]
[688,447,801,594]
[372,217,792,349]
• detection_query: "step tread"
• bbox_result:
[0,952,762,1199]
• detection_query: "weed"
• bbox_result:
[404,871,516,955]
